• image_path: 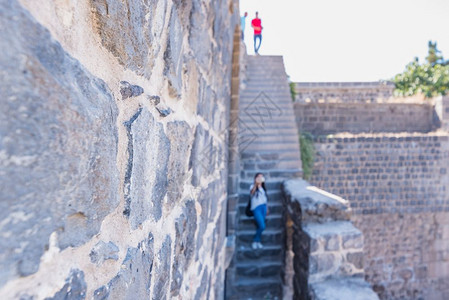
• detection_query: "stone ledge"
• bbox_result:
[282,179,351,223]
[309,277,379,300]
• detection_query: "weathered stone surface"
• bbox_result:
[147,95,161,106]
[1,0,237,298]
[309,277,379,300]
[156,106,172,117]
[188,0,212,72]
[309,253,338,275]
[94,234,154,300]
[120,81,144,100]
[282,179,351,224]
[342,233,363,250]
[347,252,364,270]
[90,0,164,78]
[90,241,120,265]
[165,121,193,208]
[163,4,184,98]
[325,235,340,251]
[152,236,172,300]
[123,108,169,228]
[0,0,118,284]
[45,269,87,300]
[171,200,197,296]
[189,124,212,187]
[194,267,209,300]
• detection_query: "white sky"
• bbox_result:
[240,0,449,82]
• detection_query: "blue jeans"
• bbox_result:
[253,204,267,242]
[254,34,262,53]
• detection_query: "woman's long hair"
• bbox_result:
[250,172,267,195]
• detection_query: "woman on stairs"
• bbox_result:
[250,173,268,249]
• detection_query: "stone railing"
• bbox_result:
[282,179,379,300]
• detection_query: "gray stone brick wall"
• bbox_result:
[294,103,435,135]
[309,133,449,299]
[354,212,449,300]
[294,82,395,103]
[0,0,239,299]
[311,134,449,215]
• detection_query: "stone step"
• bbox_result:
[242,158,301,171]
[238,135,298,144]
[238,127,298,135]
[230,277,283,300]
[238,190,283,202]
[242,83,289,89]
[241,150,301,162]
[236,261,283,279]
[239,95,291,101]
[241,169,302,180]
[243,145,299,153]
[236,228,283,244]
[309,278,379,300]
[238,114,297,122]
[237,202,283,218]
[242,140,299,148]
[236,244,284,262]
[238,214,283,231]
[240,179,284,190]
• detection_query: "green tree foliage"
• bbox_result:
[299,132,315,180]
[393,41,449,98]
[289,82,297,101]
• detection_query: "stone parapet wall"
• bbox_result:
[294,82,395,103]
[311,133,449,215]
[0,0,238,299]
[294,102,435,135]
[282,179,379,300]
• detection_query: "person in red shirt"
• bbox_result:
[251,12,263,54]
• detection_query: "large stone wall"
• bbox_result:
[311,134,449,215]
[309,133,449,299]
[294,102,435,135]
[294,82,395,103]
[355,212,449,300]
[0,0,238,299]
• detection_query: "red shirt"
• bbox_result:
[252,18,262,35]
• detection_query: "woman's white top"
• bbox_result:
[249,184,268,210]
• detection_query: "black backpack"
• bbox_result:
[245,196,253,217]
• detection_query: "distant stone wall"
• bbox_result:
[311,134,449,215]
[294,82,395,103]
[354,212,449,300]
[294,102,435,135]
[309,133,449,299]
[0,0,238,299]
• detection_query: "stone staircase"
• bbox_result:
[229,55,303,299]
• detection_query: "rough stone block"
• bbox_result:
[0,0,119,283]
[123,108,169,229]
[90,241,120,265]
[46,269,86,300]
[90,0,164,78]
[282,179,351,223]
[94,234,154,300]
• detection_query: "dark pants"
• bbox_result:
[254,34,262,53]
[241,31,244,40]
[253,204,267,242]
